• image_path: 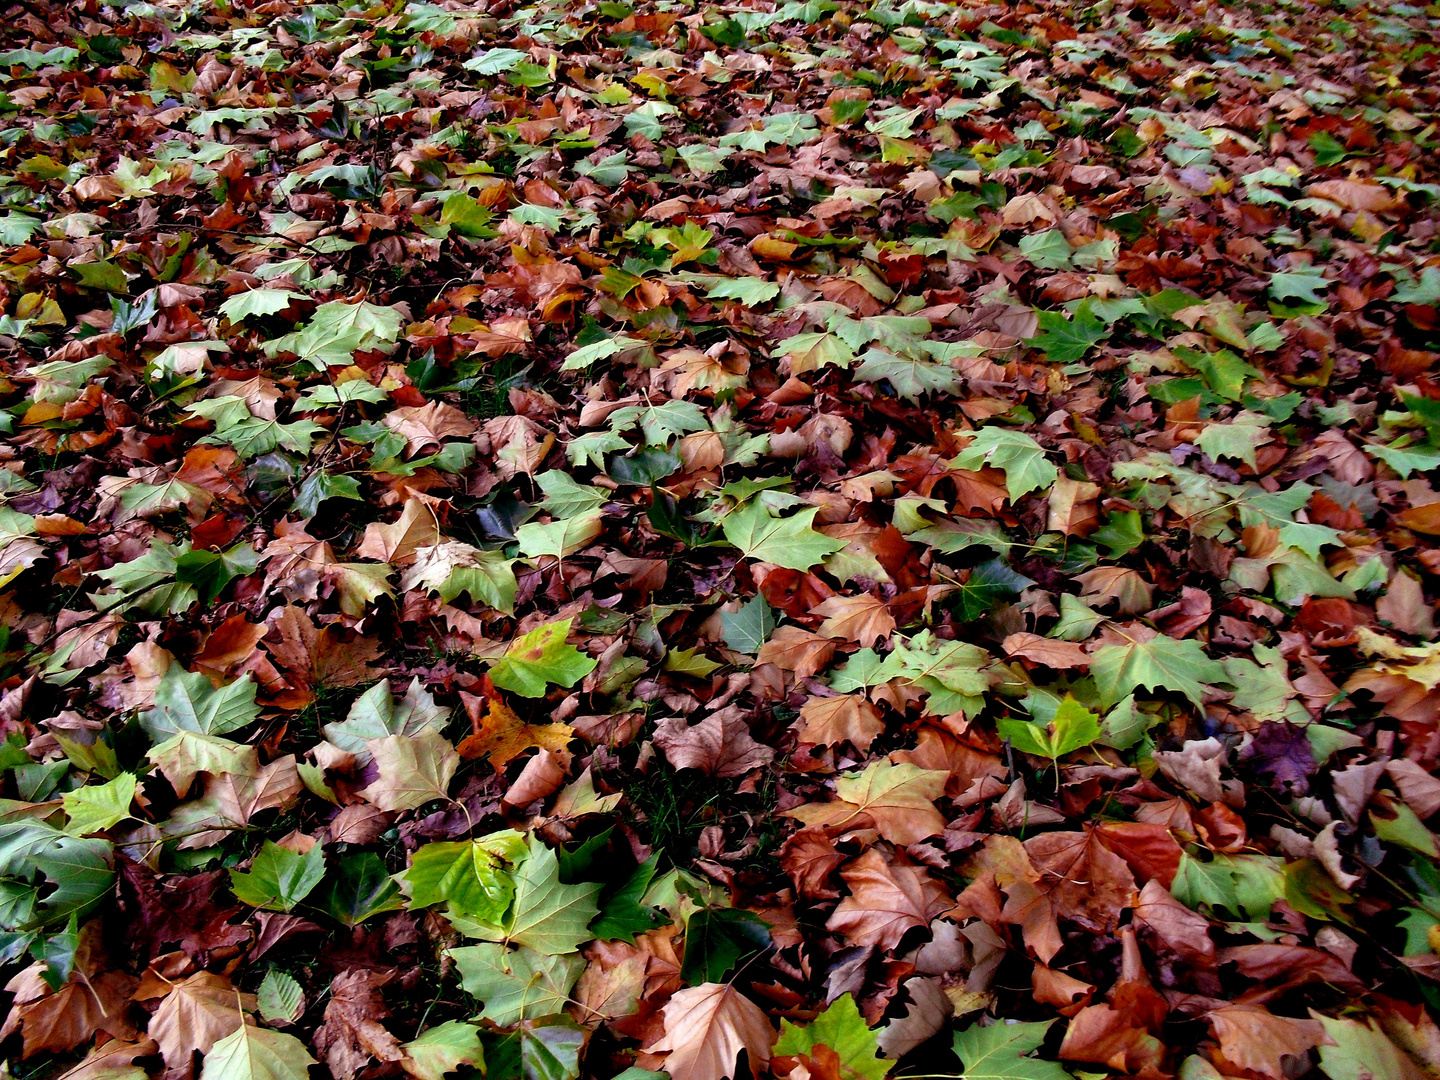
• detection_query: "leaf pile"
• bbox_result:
[0,0,1438,1079]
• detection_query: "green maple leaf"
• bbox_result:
[853,348,964,400]
[229,840,326,913]
[776,993,889,1080]
[205,417,325,459]
[1315,1014,1429,1080]
[1090,636,1226,709]
[199,1023,316,1080]
[1269,267,1330,307]
[401,1022,486,1080]
[139,667,260,741]
[721,501,845,571]
[450,943,585,1026]
[951,1020,1069,1080]
[62,772,136,836]
[322,852,403,927]
[402,830,528,922]
[218,289,301,323]
[1194,412,1271,469]
[1026,302,1109,363]
[453,838,600,955]
[591,854,666,943]
[0,821,113,930]
[878,630,994,717]
[489,618,597,698]
[1174,347,1260,401]
[264,300,403,369]
[515,512,604,561]
[535,471,608,518]
[998,696,1101,763]
[952,428,1058,500]
[721,595,777,654]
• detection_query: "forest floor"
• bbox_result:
[0,0,1439,1079]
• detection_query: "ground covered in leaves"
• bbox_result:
[2,0,1440,1078]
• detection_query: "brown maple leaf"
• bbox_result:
[315,970,405,1080]
[652,706,774,777]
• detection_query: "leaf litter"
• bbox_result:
[0,0,1438,1078]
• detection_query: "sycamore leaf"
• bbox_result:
[951,1020,1068,1080]
[488,618,597,698]
[402,830,528,922]
[722,501,846,571]
[1314,1013,1428,1080]
[401,1022,486,1080]
[452,838,600,954]
[61,772,136,835]
[324,677,449,762]
[359,729,459,811]
[786,760,947,845]
[1090,636,1227,709]
[457,695,574,770]
[997,696,1101,762]
[200,1023,317,1080]
[646,983,777,1080]
[451,944,585,1027]
[953,429,1058,501]
[229,840,326,912]
[148,732,252,796]
[139,667,260,741]
[775,993,888,1080]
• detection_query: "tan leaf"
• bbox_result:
[779,827,846,900]
[1002,193,1057,226]
[482,415,555,479]
[1305,180,1400,214]
[503,748,568,806]
[793,694,885,750]
[1387,759,1440,819]
[785,761,947,845]
[653,706,774,777]
[1002,633,1091,669]
[17,973,137,1059]
[755,627,836,679]
[354,498,443,565]
[826,849,949,949]
[359,729,458,811]
[149,972,255,1068]
[467,316,532,357]
[1046,477,1101,537]
[1208,1005,1324,1079]
[645,983,777,1080]
[813,594,896,648]
[209,754,302,825]
[383,402,478,455]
